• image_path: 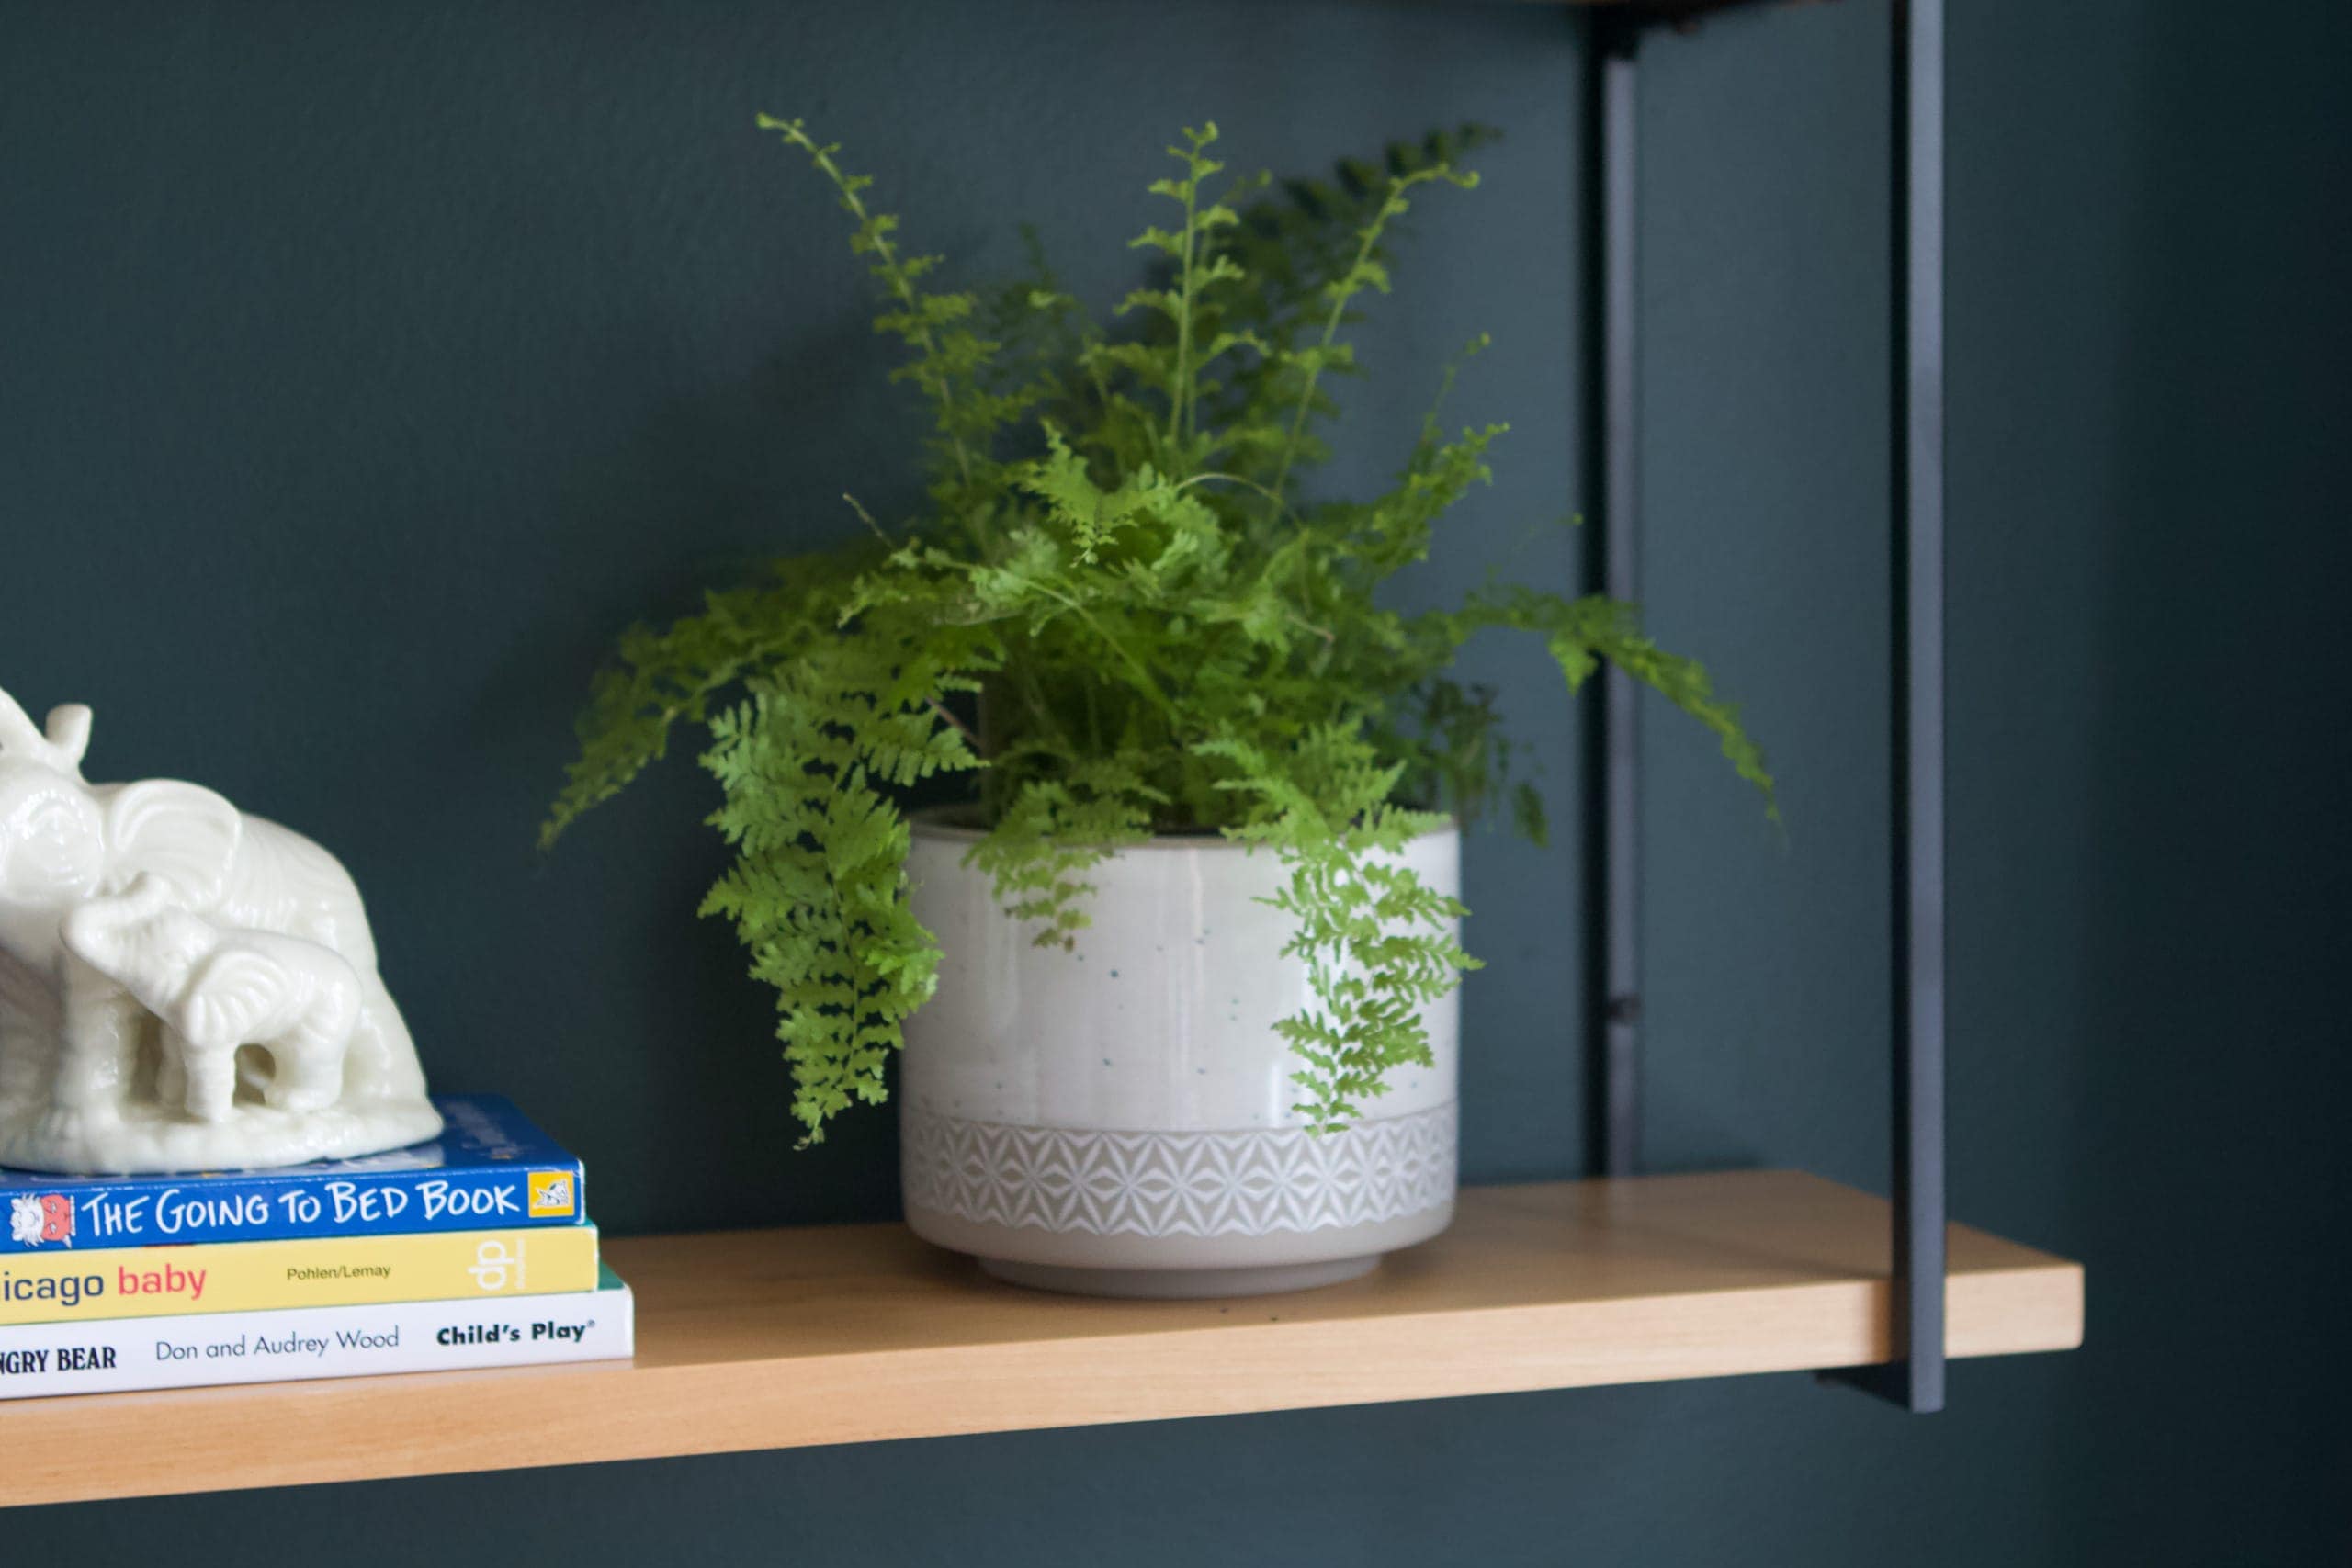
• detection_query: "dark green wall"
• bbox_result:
[3,0,2344,1562]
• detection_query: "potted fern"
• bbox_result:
[546,118,1770,1296]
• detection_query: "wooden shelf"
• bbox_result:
[0,1170,2080,1507]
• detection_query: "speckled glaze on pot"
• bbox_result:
[899,816,1459,1298]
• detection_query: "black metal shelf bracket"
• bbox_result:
[1586,0,1949,1413]
[1594,12,1645,1183]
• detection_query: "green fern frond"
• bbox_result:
[548,118,1770,1145]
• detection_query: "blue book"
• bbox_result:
[0,1096,585,1254]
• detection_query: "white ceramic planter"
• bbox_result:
[899,816,1460,1298]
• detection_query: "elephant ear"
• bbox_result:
[105,781,242,908]
[180,948,279,1048]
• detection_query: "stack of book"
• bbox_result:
[0,1095,631,1400]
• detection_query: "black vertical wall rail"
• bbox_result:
[1592,0,1949,1412]
[1828,0,1950,1414]
[1596,19,1644,1181]
[1884,0,1951,1415]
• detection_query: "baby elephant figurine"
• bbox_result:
[62,875,361,1123]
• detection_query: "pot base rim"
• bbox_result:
[978,1253,1378,1299]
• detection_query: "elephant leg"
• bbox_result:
[155,1033,187,1111]
[234,1048,275,1100]
[266,1025,346,1111]
[0,953,62,1128]
[179,1036,236,1123]
[55,955,148,1116]
[344,977,424,1102]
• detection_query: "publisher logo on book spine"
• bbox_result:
[526,1170,576,1219]
[8,1195,74,1249]
[466,1238,527,1293]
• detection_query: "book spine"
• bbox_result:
[0,1225,600,1326]
[0,1280,633,1401]
[0,1161,586,1254]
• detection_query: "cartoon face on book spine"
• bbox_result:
[0,685,441,1174]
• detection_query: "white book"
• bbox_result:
[0,1264,632,1401]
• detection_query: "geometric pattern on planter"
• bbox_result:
[901,1102,1457,1237]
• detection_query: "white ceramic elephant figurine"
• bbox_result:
[0,684,440,1172]
[63,877,362,1124]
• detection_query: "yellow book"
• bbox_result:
[0,1226,599,1326]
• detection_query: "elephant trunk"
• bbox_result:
[60,876,179,976]
[60,880,218,1026]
